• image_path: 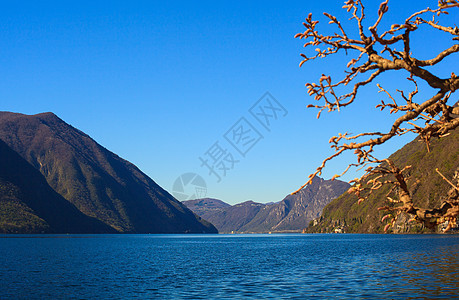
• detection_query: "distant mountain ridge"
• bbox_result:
[0,111,217,233]
[182,198,231,221]
[185,199,266,233]
[183,177,350,233]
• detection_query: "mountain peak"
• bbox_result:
[0,111,57,118]
[0,111,217,233]
[35,111,59,119]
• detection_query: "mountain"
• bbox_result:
[194,200,266,233]
[183,198,264,233]
[182,198,231,222]
[0,139,115,233]
[240,177,350,233]
[307,127,459,233]
[0,112,217,233]
[183,177,350,233]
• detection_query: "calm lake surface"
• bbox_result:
[1,234,458,299]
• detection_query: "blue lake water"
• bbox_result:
[1,234,458,299]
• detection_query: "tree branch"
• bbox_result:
[295,0,459,232]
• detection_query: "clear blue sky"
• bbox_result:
[1,1,457,204]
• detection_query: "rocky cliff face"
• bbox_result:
[268,177,351,232]
[183,177,350,233]
[0,112,217,233]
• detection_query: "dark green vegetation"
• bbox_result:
[184,177,350,233]
[0,112,217,233]
[308,127,459,233]
[0,139,114,233]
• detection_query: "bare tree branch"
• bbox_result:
[295,0,459,232]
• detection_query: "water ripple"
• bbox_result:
[0,234,458,299]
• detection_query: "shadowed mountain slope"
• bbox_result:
[0,139,115,233]
[0,112,217,233]
[201,200,266,233]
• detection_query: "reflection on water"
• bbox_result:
[0,234,458,299]
[386,244,459,297]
